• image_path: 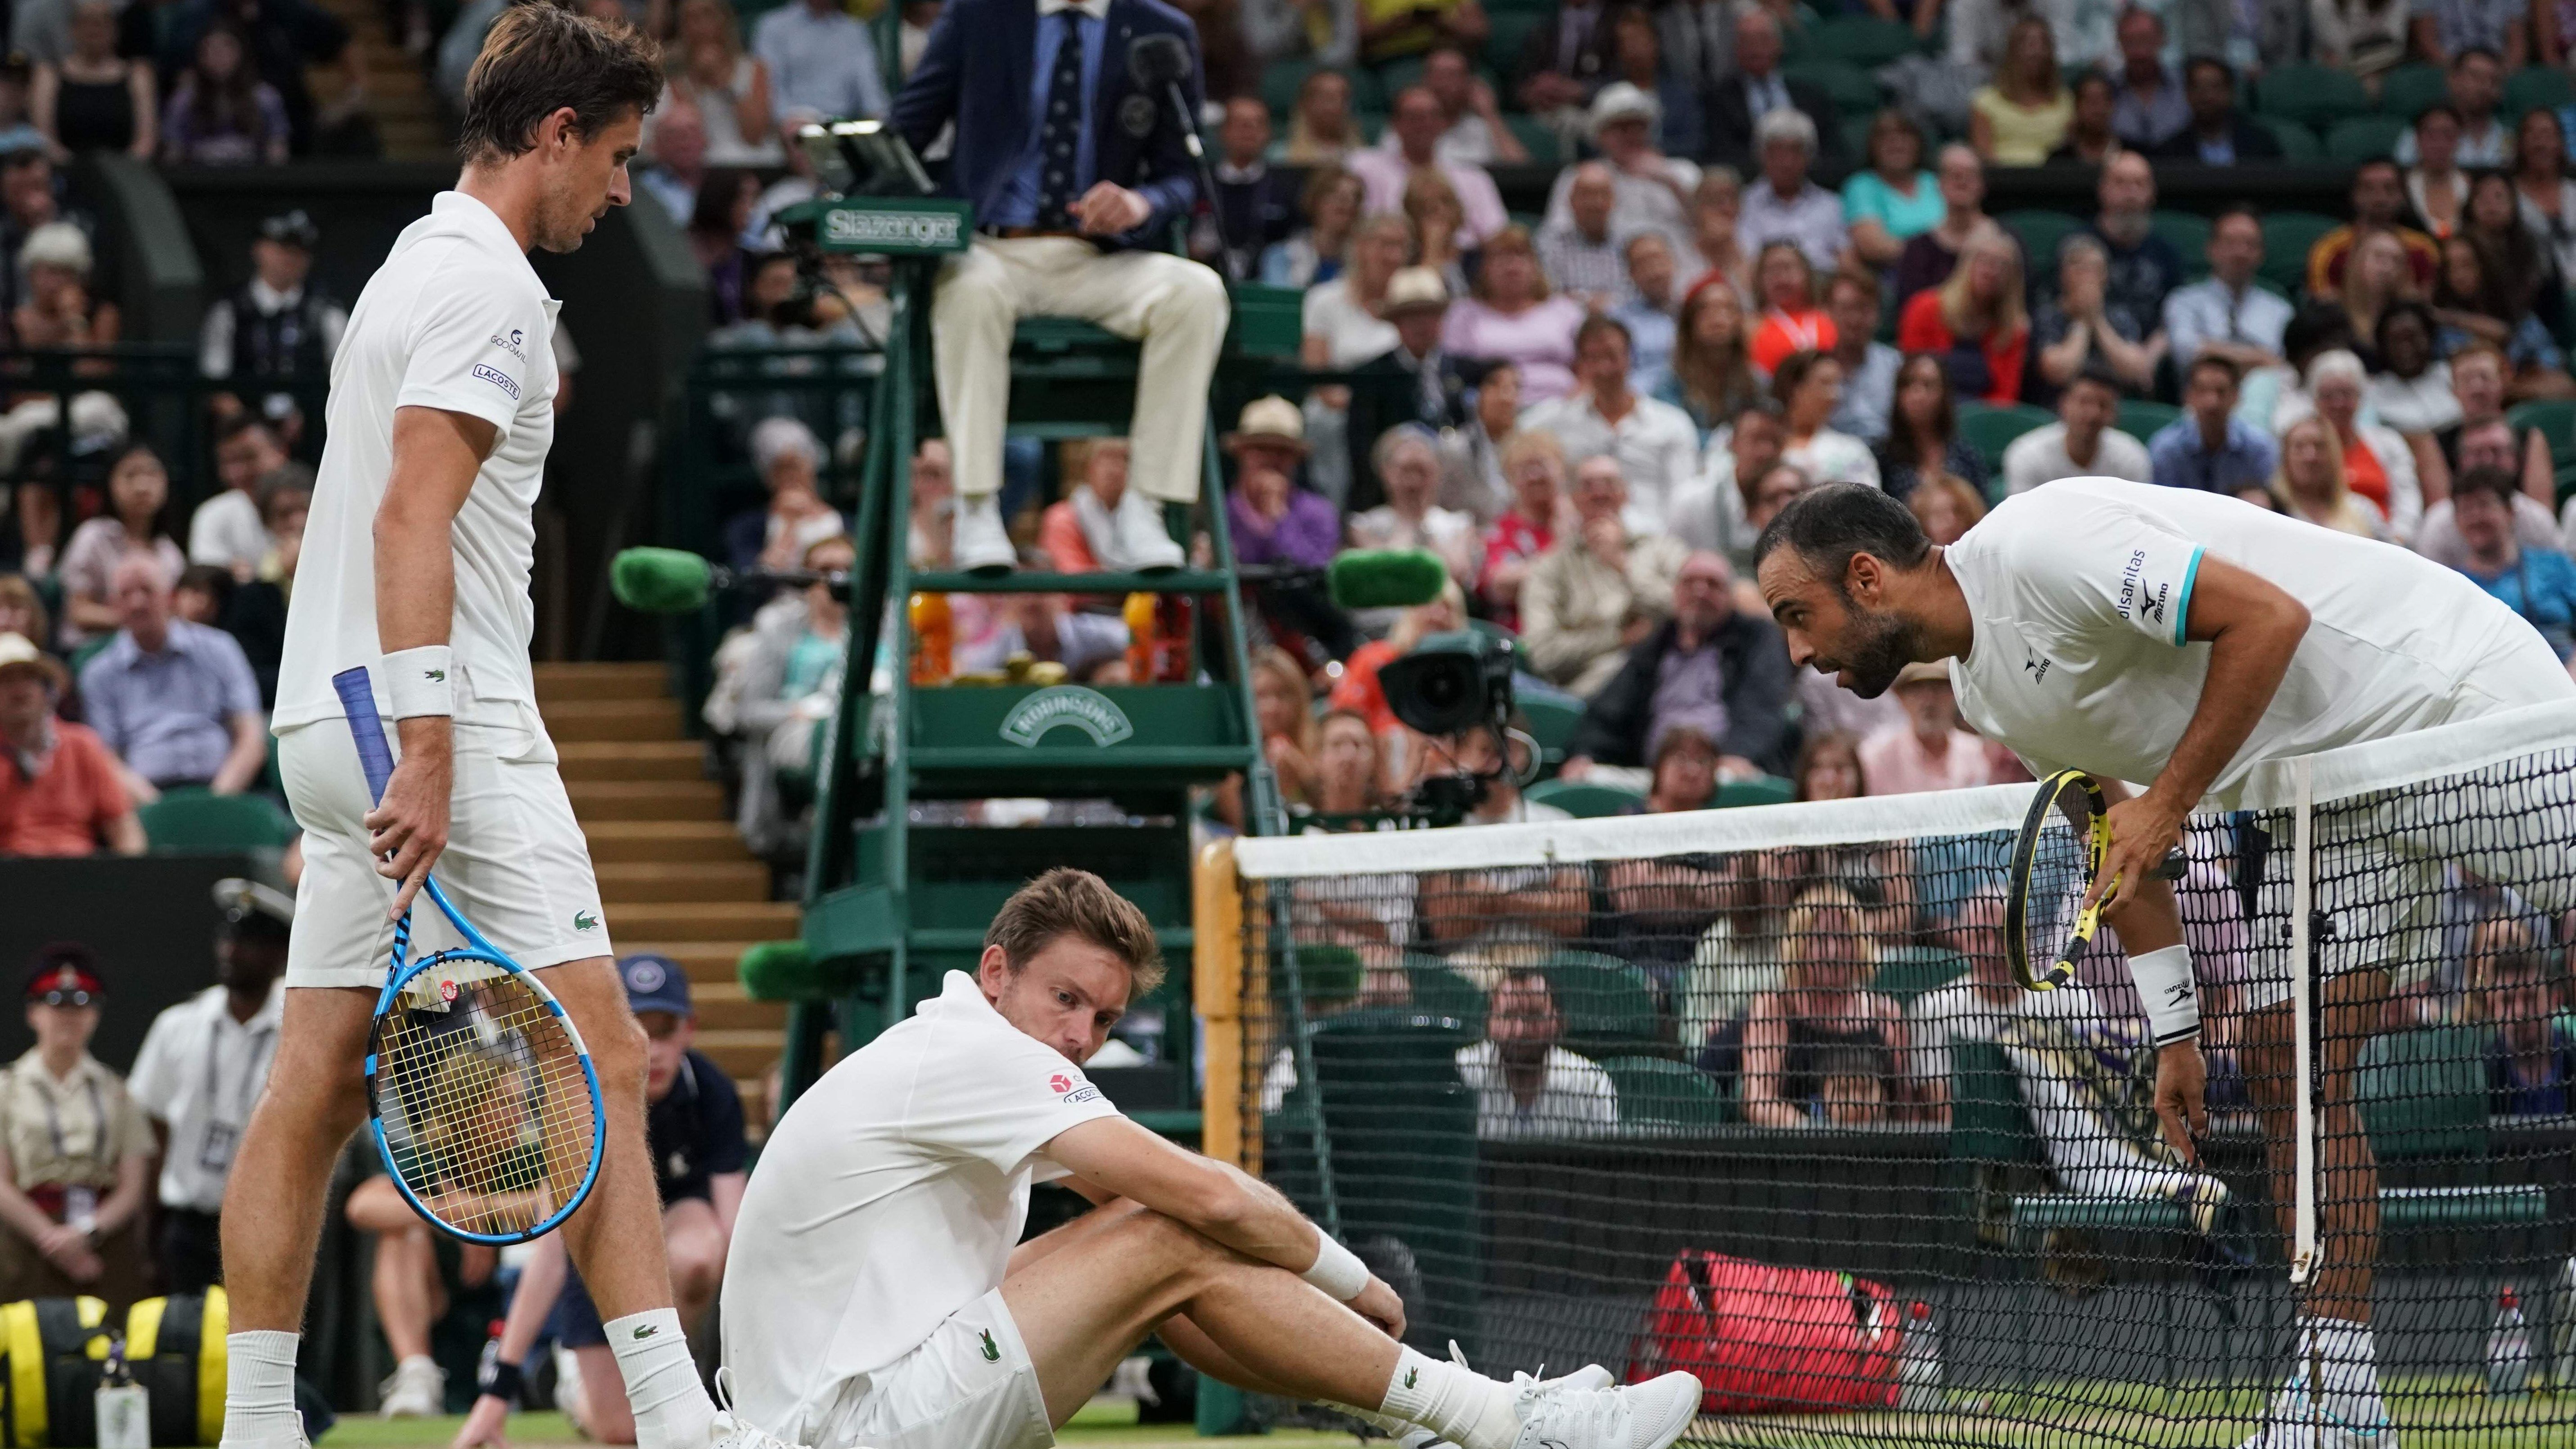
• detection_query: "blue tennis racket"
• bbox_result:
[336,666,606,1245]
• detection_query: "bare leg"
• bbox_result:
[1155,1315,1307,1399]
[220,988,376,1330]
[2245,970,2387,1325]
[537,959,674,1323]
[346,1180,443,1361]
[577,1346,637,1445]
[661,1199,726,1333]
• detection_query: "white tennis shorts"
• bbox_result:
[814,1289,1053,1449]
[276,707,612,991]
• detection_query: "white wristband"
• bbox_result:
[383,646,456,720]
[2129,944,2200,1046]
[1302,1229,1368,1302]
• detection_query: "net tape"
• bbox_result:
[1230,700,2576,1446]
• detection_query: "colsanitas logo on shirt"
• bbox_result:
[2116,549,2147,622]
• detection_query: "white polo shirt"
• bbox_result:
[275,190,560,730]
[125,982,283,1212]
[720,971,1125,1442]
[1942,478,2544,806]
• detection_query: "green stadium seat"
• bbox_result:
[1870,944,1967,1006]
[1259,61,1387,118]
[138,791,295,853]
[1542,951,1660,1051]
[1484,10,1543,72]
[2254,114,2322,161]
[1505,112,1566,163]
[1997,208,2080,269]
[1713,775,1794,808]
[2376,63,2446,120]
[1949,1040,2195,1232]
[1598,1055,1732,1127]
[2507,398,2576,469]
[1781,60,1883,118]
[2116,399,2181,444]
[1841,113,1878,163]
[2148,209,2209,266]
[1525,779,1645,818]
[1402,955,1489,1033]
[1805,15,1921,67]
[1957,401,2055,470]
[2259,210,2341,295]
[2507,66,2574,117]
[2323,115,2406,164]
[2256,63,2369,127]
[2358,1025,2548,1230]
[1518,693,1584,772]
[1376,57,1427,97]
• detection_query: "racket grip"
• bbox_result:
[334,667,398,805]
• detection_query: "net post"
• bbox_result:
[2289,755,2318,1290]
[1193,839,1247,1170]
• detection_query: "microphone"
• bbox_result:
[1326,549,1450,611]
[1126,33,1236,280]
[610,548,838,614]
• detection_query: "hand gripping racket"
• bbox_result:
[2004,769,2188,992]
[337,667,606,1244]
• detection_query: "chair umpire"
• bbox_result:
[889,0,1227,574]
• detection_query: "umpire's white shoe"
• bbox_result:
[953,493,1015,574]
[2236,1374,2398,1449]
[1506,1370,1702,1449]
[1111,487,1185,571]
[376,1355,443,1418]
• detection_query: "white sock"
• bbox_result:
[1377,1347,1520,1449]
[605,1309,718,1449]
[221,1331,303,1448]
[1332,1403,1420,1438]
[2299,1317,2384,1422]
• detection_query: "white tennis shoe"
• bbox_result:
[1395,1347,1619,1449]
[2236,1372,2398,1449]
[376,1354,444,1418]
[709,1408,815,1449]
[1505,1369,1702,1449]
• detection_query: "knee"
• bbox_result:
[934,258,1013,322]
[588,1010,651,1104]
[1150,263,1228,330]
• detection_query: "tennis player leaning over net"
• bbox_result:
[1754,478,2576,1449]
[721,868,1704,1449]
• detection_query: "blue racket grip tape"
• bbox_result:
[333,667,398,805]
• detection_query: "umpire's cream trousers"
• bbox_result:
[930,235,1228,506]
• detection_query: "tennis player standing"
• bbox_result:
[1755,478,2575,1449]
[221,8,789,1449]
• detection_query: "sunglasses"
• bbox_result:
[33,989,95,1008]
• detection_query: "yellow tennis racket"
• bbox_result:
[2005,770,2187,992]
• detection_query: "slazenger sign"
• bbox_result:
[824,208,962,249]
[999,687,1135,747]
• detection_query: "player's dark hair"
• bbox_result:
[2453,465,2521,509]
[987,868,1166,996]
[459,0,660,169]
[1753,481,1932,591]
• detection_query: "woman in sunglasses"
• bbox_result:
[0,944,151,1309]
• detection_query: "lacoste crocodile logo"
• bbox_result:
[574,911,599,931]
[979,1331,1000,1362]
[1403,1368,1418,1390]
[631,1323,657,1341]
[424,668,446,682]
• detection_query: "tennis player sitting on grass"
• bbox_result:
[1754,479,2576,1449]
[722,868,1705,1449]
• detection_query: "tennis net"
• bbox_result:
[1212,699,2576,1447]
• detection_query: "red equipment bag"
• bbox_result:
[1625,1249,1902,1416]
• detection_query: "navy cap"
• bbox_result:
[618,954,691,1016]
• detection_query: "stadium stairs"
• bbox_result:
[537,661,792,1125]
[305,0,451,163]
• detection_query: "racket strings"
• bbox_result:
[374,965,597,1236]
[2021,812,2094,967]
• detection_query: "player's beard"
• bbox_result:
[1834,604,1919,699]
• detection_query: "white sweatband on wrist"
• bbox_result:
[2129,944,2200,1045]
[383,646,456,719]
[1302,1229,1368,1301]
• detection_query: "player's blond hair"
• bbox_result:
[987,869,1166,996]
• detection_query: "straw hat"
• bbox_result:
[0,632,63,691]
[1383,266,1449,316]
[1893,660,1950,690]
[1223,396,1309,456]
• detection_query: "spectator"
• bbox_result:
[1656,273,1764,436]
[1406,45,1526,165]
[725,533,852,857]
[1894,144,1988,308]
[1441,225,1585,402]
[1281,66,1359,165]
[2310,160,2442,296]
[1510,0,1621,122]
[1908,471,1988,544]
[188,418,288,580]
[2271,413,2386,537]
[2149,56,2278,163]
[1637,724,1721,812]
[2163,205,2292,377]
[2084,151,2181,348]
[10,220,113,353]
[2107,6,2187,149]
[1303,212,1407,377]
[2368,301,2459,433]
[2510,108,2576,281]
[1670,403,1786,566]
[1241,0,1356,64]
[1683,167,1752,298]
[2463,171,2559,332]
[1737,108,1844,276]
[1308,708,1384,815]
[2482,942,2571,1113]
[78,553,263,800]
[0,634,138,855]
[750,0,885,126]
[171,564,227,627]
[0,57,45,156]
[1224,397,1342,567]
[1969,17,2071,167]
[1204,98,1296,280]
[1518,315,1701,528]
[1349,424,1481,593]
[35,0,151,158]
[1351,268,1473,496]
[0,946,150,1308]
[1038,438,1171,575]
[1259,164,1360,288]
[2308,348,2423,539]
[1792,726,1864,802]
[2034,233,2165,401]
[1611,5,1698,157]
[2429,343,2557,497]
[2418,420,2562,569]
[1875,351,1989,501]
[1897,221,2029,405]
[1705,8,1840,175]
[665,0,779,166]
[1748,239,1834,374]
[1562,81,1701,248]
[198,211,343,426]
[1520,455,1691,695]
[2403,50,2511,171]
[1536,161,1629,306]
[2045,69,2123,167]
[1559,547,1794,781]
[1860,659,1995,793]
[1357,0,1487,64]
[2446,465,2576,661]
[1843,110,1940,272]
[1824,272,1899,444]
[1329,581,1465,749]
[214,473,298,705]
[1774,349,1879,488]
[636,93,708,226]
[2408,104,2472,238]
[1440,358,1518,519]
[1611,232,1682,388]
[2004,368,2149,494]
[2152,356,2279,496]
[126,877,284,1294]
[1453,970,1619,1141]
[727,417,846,577]
[0,580,46,655]
[686,168,759,325]
[55,443,181,648]
[0,151,86,315]
[2323,228,2420,371]
[1349,86,1507,248]
[162,0,358,157]
[1737,885,1909,1128]
[1479,429,1566,628]
[2411,0,2524,68]
[2436,231,2573,384]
